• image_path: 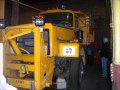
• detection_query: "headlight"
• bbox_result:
[36,18,44,26]
[20,65,25,71]
[32,15,45,26]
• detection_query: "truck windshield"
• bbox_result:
[42,12,73,27]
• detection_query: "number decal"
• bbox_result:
[63,46,75,55]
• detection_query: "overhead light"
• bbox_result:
[0,24,4,27]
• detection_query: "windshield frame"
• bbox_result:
[39,10,75,28]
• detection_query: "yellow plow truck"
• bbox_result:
[3,9,94,90]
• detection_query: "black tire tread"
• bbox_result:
[69,58,81,90]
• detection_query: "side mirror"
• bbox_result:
[75,30,83,42]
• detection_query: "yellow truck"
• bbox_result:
[3,9,94,90]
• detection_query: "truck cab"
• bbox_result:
[40,9,94,44]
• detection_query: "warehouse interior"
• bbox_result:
[5,0,111,45]
[0,0,120,90]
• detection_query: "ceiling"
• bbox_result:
[20,0,105,4]
[17,0,110,17]
[20,0,66,5]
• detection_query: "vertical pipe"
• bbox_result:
[112,0,120,65]
[34,27,41,90]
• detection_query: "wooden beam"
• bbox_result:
[11,0,42,12]
[0,0,5,19]
[11,0,19,26]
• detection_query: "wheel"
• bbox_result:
[68,58,84,90]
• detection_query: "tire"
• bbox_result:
[69,58,84,90]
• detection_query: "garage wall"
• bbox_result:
[5,0,12,26]
[19,7,39,24]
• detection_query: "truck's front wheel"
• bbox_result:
[68,58,84,90]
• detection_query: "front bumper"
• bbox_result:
[7,78,35,89]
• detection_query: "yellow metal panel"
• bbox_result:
[74,11,87,16]
[44,23,75,57]
[9,39,22,55]
[34,27,41,90]
[5,29,33,41]
[58,43,80,57]
[7,63,34,72]
[4,25,55,90]
[6,54,34,62]
[6,24,35,29]
[40,9,75,15]
[56,26,74,40]
[44,23,56,56]
[33,27,54,89]
[7,78,33,89]
[40,66,54,89]
[6,30,33,40]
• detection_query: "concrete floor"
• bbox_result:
[81,65,112,90]
[44,64,112,90]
